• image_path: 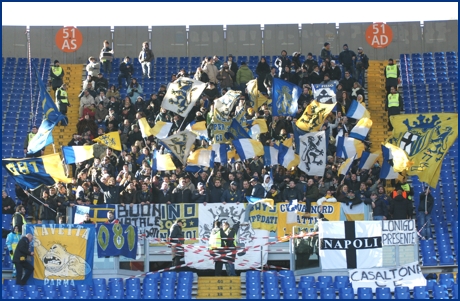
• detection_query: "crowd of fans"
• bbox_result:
[4,40,434,241]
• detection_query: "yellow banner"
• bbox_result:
[249,202,278,232]
[276,202,341,235]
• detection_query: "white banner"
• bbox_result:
[116,204,161,239]
[185,203,269,270]
[74,205,90,224]
[349,262,426,292]
[319,221,383,270]
[313,83,337,103]
[298,131,327,176]
[382,220,417,246]
[162,78,206,117]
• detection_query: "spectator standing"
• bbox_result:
[12,205,27,234]
[320,42,332,61]
[329,60,342,81]
[338,44,356,78]
[203,57,218,84]
[389,190,412,220]
[13,233,34,285]
[227,54,239,87]
[86,56,100,77]
[417,188,434,240]
[384,58,400,94]
[100,40,114,74]
[169,219,185,266]
[2,191,16,214]
[355,47,369,85]
[216,62,235,90]
[6,225,21,277]
[118,56,133,89]
[236,62,254,92]
[256,57,270,93]
[138,41,154,79]
[50,60,64,93]
[370,191,388,220]
[55,83,70,125]
[39,190,57,224]
[385,86,403,131]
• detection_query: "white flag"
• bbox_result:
[162,78,206,117]
[214,90,240,118]
[159,131,197,164]
[298,131,327,176]
[319,221,383,270]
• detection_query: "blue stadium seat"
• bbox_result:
[333,276,350,289]
[394,286,410,299]
[439,274,455,289]
[433,284,449,299]
[319,287,335,299]
[453,282,458,299]
[302,287,318,299]
[59,285,76,299]
[126,277,141,291]
[159,286,175,299]
[93,289,108,299]
[126,289,141,299]
[357,287,373,299]
[413,286,429,299]
[338,287,354,299]
[246,286,262,299]
[264,286,281,299]
[8,289,26,299]
[376,287,391,299]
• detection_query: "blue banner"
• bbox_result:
[96,223,138,259]
[25,224,95,286]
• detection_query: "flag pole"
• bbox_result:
[25,190,57,213]
[52,143,56,153]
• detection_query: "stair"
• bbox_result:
[43,64,82,162]
[366,60,389,164]
[196,276,241,299]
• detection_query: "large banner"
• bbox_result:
[115,204,199,244]
[25,224,95,286]
[277,202,342,235]
[313,83,337,103]
[319,221,383,270]
[349,262,426,292]
[96,223,138,259]
[185,203,269,270]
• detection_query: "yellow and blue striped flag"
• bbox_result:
[62,145,94,164]
[232,138,264,161]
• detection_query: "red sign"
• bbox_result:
[365,23,393,49]
[55,27,83,53]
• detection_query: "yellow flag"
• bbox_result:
[93,131,122,151]
[387,113,458,188]
[247,79,268,109]
[296,100,336,132]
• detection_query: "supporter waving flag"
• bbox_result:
[272,78,300,117]
[27,63,68,154]
[162,78,206,117]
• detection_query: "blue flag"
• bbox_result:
[225,118,251,140]
[272,78,300,117]
[96,224,138,259]
[27,63,68,154]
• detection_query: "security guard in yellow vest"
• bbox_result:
[385,86,403,131]
[56,84,70,126]
[50,60,64,92]
[209,219,240,276]
[12,205,27,234]
[384,58,400,94]
[23,126,43,157]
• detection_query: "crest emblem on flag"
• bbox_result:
[399,132,419,155]
[168,80,199,114]
[313,83,337,104]
[299,132,326,176]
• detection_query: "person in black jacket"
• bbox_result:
[156,182,173,204]
[417,188,434,240]
[329,60,342,81]
[169,219,185,266]
[309,65,322,85]
[338,44,356,77]
[339,70,356,94]
[2,191,16,214]
[283,180,303,203]
[208,179,225,203]
[13,233,34,285]
[39,190,57,224]
[390,190,412,220]
[256,57,271,93]
[370,192,388,220]
[118,56,132,89]
[95,175,120,204]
